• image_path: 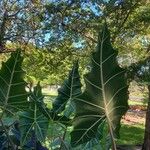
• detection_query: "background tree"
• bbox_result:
[0,0,44,52]
[39,0,150,83]
[1,0,150,84]
[127,58,150,150]
[0,0,150,149]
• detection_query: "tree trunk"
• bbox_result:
[142,85,150,150]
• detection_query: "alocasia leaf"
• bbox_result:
[10,122,48,150]
[71,24,129,148]
[19,83,49,146]
[35,99,71,126]
[0,49,28,115]
[52,61,82,117]
[36,62,81,126]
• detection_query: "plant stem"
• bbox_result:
[106,114,117,150]
[100,29,117,150]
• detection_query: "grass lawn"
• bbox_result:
[117,124,144,145]
[128,99,147,106]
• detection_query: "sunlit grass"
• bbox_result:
[128,100,144,106]
[117,124,144,145]
[128,99,147,106]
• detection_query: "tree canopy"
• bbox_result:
[0,0,150,84]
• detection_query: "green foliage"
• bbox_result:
[1,23,147,150]
[0,49,28,115]
[36,100,71,126]
[22,44,82,85]
[1,1,150,149]
[52,61,82,117]
[0,1,44,50]
[19,83,49,146]
[2,1,149,86]
[117,124,144,145]
[70,25,129,148]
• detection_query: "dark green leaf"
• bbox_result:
[35,62,81,125]
[52,61,82,117]
[0,49,28,115]
[36,99,71,126]
[19,83,49,146]
[71,24,129,147]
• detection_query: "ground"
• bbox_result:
[117,101,146,150]
[122,105,145,125]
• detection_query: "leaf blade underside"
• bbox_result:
[36,62,82,126]
[71,25,129,147]
[0,49,28,115]
[52,61,82,117]
[19,83,49,146]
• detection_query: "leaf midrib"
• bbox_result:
[100,30,116,150]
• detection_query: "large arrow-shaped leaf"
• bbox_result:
[0,49,28,115]
[71,24,129,148]
[19,83,49,146]
[52,61,82,117]
[36,62,82,126]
